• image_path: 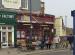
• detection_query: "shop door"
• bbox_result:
[1,32,8,48]
[8,32,12,46]
[44,30,50,40]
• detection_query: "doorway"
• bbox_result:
[1,32,8,48]
[0,25,14,48]
[8,32,12,46]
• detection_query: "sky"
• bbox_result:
[44,0,75,28]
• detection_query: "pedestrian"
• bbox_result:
[48,36,53,49]
[63,36,68,48]
[53,35,60,49]
[36,39,41,49]
[67,34,74,50]
[40,37,45,50]
[45,39,49,49]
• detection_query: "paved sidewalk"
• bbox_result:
[0,48,71,55]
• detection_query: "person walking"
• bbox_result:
[53,35,60,49]
[45,39,49,49]
[36,39,41,49]
[67,34,74,50]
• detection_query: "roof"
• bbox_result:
[17,13,55,24]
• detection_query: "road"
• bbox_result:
[29,49,73,55]
[0,48,73,55]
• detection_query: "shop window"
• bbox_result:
[17,31,20,38]
[21,31,25,38]
[0,27,1,30]
[21,0,28,9]
[2,32,6,43]
[17,31,25,38]
[17,16,21,21]
[8,26,12,30]
[2,26,6,30]
[21,16,24,21]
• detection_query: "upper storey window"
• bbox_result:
[21,0,28,9]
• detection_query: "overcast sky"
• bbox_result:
[44,0,75,28]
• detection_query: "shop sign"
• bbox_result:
[0,14,14,19]
[18,15,30,22]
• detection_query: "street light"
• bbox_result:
[30,25,33,40]
[29,0,32,49]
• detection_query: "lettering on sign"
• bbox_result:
[0,14,14,18]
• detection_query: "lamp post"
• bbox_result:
[29,0,33,49]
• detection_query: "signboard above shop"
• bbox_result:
[2,0,21,9]
[0,11,16,19]
[0,11,17,25]
[0,14,14,19]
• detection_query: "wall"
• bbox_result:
[0,0,41,13]
[28,0,41,11]
[54,17,66,36]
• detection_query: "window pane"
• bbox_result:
[2,32,6,43]
[21,31,25,38]
[17,31,20,38]
[2,27,6,29]
[25,0,27,8]
[0,26,1,29]
[21,0,28,9]
[21,16,24,21]
[8,26,12,30]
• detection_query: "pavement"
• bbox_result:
[0,48,73,55]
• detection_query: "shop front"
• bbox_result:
[16,14,31,47]
[16,13,55,48]
[0,11,16,48]
[16,23,30,47]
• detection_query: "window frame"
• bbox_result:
[21,0,28,10]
